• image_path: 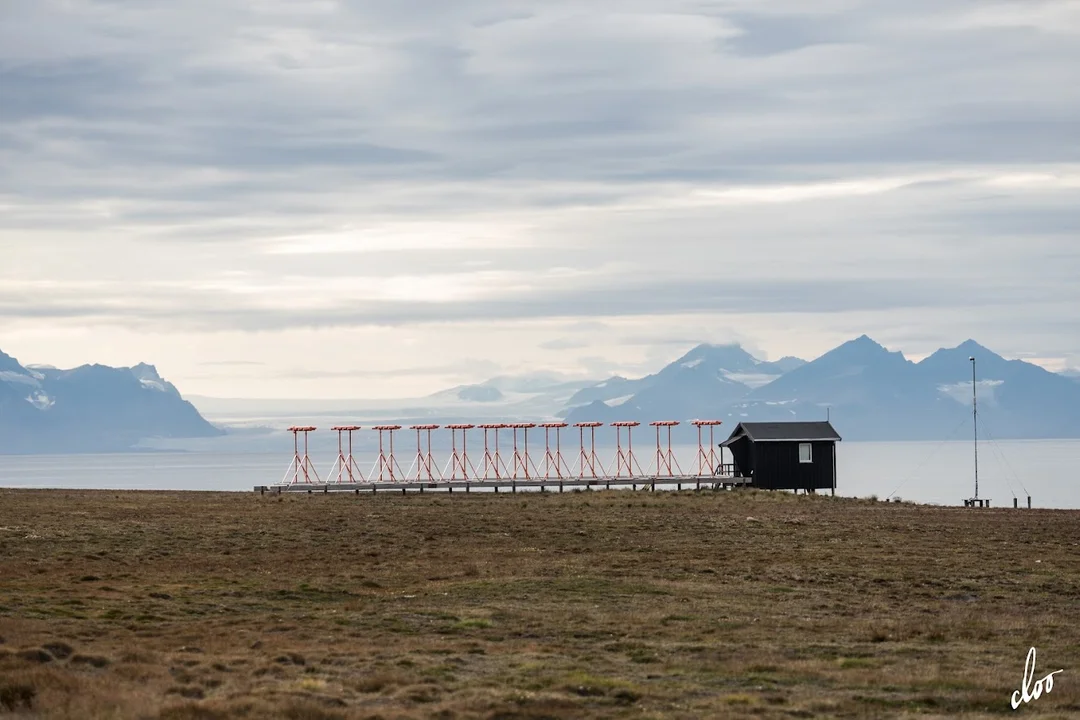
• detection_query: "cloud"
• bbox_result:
[199,360,266,367]
[277,359,503,381]
[2,268,1075,333]
[1,0,1079,397]
[538,338,591,351]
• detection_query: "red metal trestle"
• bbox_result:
[692,420,724,476]
[328,426,363,483]
[609,421,643,478]
[540,422,571,479]
[275,418,729,486]
[479,424,509,480]
[509,423,539,480]
[408,424,442,481]
[370,425,404,482]
[575,422,604,479]
[444,424,478,480]
[651,421,684,477]
[281,426,321,485]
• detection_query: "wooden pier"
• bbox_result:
[255,475,750,495]
[260,421,749,496]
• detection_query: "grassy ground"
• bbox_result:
[1,488,1078,719]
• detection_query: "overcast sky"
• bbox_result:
[2,0,1079,399]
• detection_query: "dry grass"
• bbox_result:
[1,488,1079,718]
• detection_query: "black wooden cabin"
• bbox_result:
[720,421,841,493]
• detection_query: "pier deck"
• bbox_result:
[255,475,750,494]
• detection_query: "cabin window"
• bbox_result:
[799,443,812,463]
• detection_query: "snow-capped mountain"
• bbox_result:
[730,335,956,438]
[913,340,1080,438]
[0,349,222,454]
[563,344,807,425]
[559,336,1080,441]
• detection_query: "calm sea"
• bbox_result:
[1,440,1077,509]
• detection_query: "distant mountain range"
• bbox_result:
[563,344,806,424]
[0,349,222,454]
[561,337,1080,441]
[5,336,1080,454]
[390,336,1080,441]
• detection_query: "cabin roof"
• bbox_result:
[721,421,841,446]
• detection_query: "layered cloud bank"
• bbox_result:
[2,1,1079,397]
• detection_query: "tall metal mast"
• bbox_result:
[970,356,978,499]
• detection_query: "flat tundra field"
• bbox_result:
[1,490,1078,719]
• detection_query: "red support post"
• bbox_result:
[329,426,363,483]
[444,425,478,481]
[541,422,570,479]
[650,421,683,477]
[574,422,604,479]
[409,425,441,481]
[281,426,320,485]
[479,424,509,480]
[691,420,723,476]
[370,425,404,482]
[610,421,643,478]
[509,423,538,479]
[293,428,299,484]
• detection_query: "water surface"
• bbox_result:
[1,439,1076,509]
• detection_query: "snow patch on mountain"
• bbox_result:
[722,371,783,389]
[130,363,176,393]
[139,378,168,392]
[26,390,54,410]
[25,364,54,381]
[604,395,634,407]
